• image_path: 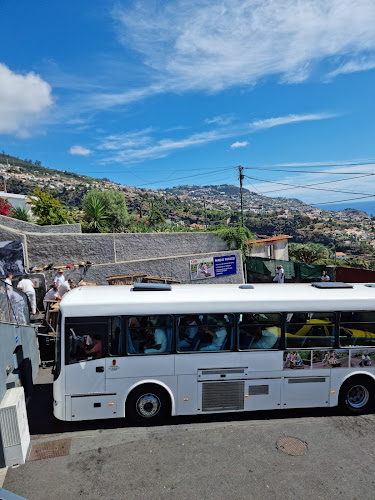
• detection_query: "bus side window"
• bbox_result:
[285,312,335,349]
[127,315,173,355]
[339,311,375,347]
[65,317,108,364]
[238,313,281,350]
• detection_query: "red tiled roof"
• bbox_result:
[245,235,292,245]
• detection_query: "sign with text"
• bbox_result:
[190,255,237,280]
[213,254,237,277]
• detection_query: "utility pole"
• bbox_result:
[203,197,208,229]
[238,165,244,228]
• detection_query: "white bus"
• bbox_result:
[53,282,375,423]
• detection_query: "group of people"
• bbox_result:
[273,266,330,284]
[323,351,341,367]
[285,351,304,368]
[43,269,75,310]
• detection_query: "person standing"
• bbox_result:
[17,276,37,314]
[321,270,330,282]
[54,269,66,287]
[273,265,285,283]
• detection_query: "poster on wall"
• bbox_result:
[0,240,25,278]
[190,254,237,280]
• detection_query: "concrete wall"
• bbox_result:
[0,323,39,403]
[1,226,244,285]
[26,232,229,267]
[0,215,82,234]
[42,249,244,286]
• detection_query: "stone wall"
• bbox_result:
[42,249,244,286]
[2,226,245,285]
[26,232,229,267]
[0,215,82,234]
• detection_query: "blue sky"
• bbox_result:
[1,0,375,206]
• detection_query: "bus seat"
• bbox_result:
[127,334,138,354]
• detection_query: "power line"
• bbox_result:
[259,173,375,195]
[311,195,375,206]
[243,174,375,197]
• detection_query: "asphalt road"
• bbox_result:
[3,368,375,500]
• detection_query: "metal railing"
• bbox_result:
[0,278,30,326]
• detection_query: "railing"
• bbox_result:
[0,278,30,326]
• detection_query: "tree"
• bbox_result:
[0,197,12,216]
[215,225,253,259]
[82,189,128,233]
[148,201,165,227]
[82,193,109,232]
[31,189,71,225]
[289,242,330,264]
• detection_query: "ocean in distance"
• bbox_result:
[315,201,375,216]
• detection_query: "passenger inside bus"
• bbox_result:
[199,318,228,351]
[144,321,167,353]
[82,334,103,358]
[178,315,200,350]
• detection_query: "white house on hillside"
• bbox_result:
[245,235,292,261]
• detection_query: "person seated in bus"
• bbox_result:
[83,334,103,358]
[199,321,227,351]
[144,323,167,354]
[250,326,279,350]
[178,315,200,350]
[128,316,142,353]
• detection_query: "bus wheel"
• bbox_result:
[339,377,375,414]
[127,385,171,423]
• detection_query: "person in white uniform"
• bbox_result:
[54,269,66,287]
[17,276,37,314]
[273,265,285,283]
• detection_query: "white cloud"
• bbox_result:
[98,112,333,164]
[231,141,248,149]
[251,113,335,130]
[0,63,53,136]
[325,58,375,80]
[69,145,92,156]
[112,0,375,94]
[205,115,234,126]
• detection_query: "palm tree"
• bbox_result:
[83,194,109,232]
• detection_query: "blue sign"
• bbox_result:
[213,254,237,277]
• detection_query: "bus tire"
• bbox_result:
[126,384,171,424]
[339,376,375,415]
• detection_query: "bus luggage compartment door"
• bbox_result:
[70,394,117,421]
[282,376,330,408]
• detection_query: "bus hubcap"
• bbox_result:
[136,393,160,417]
[347,385,369,408]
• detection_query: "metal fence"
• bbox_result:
[0,279,30,325]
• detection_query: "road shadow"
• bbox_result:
[27,367,346,436]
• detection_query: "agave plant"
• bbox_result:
[11,205,36,223]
